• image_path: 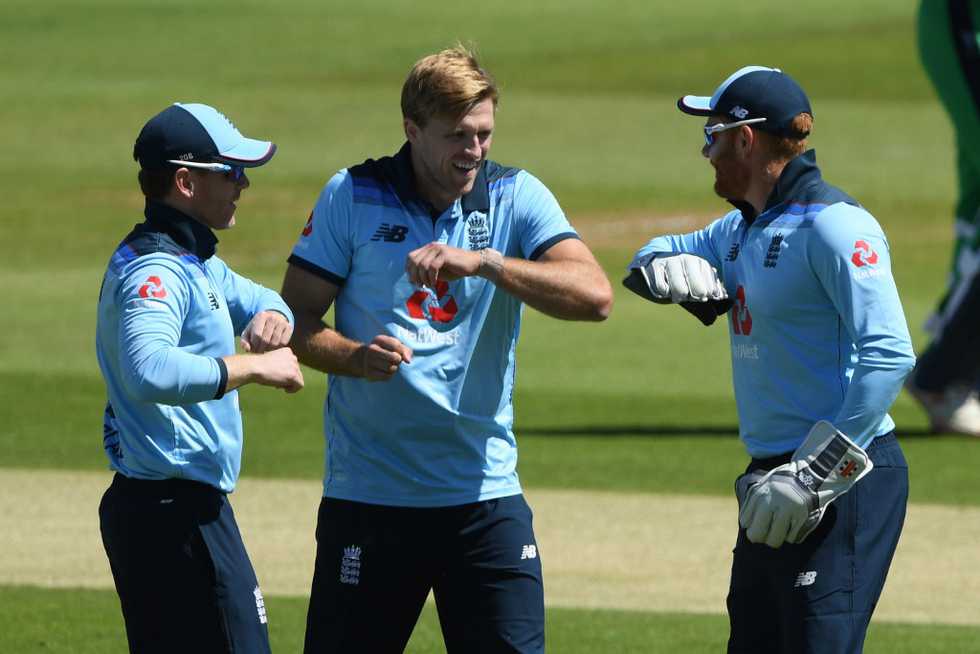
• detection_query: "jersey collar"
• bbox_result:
[143,199,219,260]
[727,149,821,224]
[389,142,491,217]
[763,149,821,214]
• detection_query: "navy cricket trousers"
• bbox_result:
[727,432,909,654]
[99,473,271,654]
[304,494,545,654]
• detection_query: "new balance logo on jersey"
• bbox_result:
[371,223,409,242]
[521,545,538,560]
[725,243,740,262]
[794,571,817,587]
[253,586,267,624]
[340,545,362,585]
[207,291,220,310]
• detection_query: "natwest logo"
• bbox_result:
[406,280,458,323]
[851,240,878,268]
[731,285,752,336]
[138,276,167,299]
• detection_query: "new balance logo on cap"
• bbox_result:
[794,571,817,587]
[730,105,749,119]
[371,223,409,242]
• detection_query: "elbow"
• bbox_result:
[587,284,614,322]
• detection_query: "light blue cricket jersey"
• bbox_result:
[289,143,578,507]
[630,151,916,457]
[96,201,293,492]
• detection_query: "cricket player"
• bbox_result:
[281,45,613,653]
[624,67,916,653]
[96,102,304,654]
[905,0,980,435]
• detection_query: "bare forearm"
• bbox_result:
[487,255,612,321]
[290,313,365,377]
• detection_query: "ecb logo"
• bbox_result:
[466,212,490,250]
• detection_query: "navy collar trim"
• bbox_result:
[727,149,822,223]
[763,149,822,213]
[389,142,491,215]
[143,200,219,260]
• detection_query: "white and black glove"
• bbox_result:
[736,421,873,548]
[637,254,728,304]
[622,254,732,325]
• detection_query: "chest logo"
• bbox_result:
[372,223,409,243]
[137,275,167,299]
[207,291,220,311]
[301,211,313,237]
[851,240,879,268]
[731,285,753,336]
[407,280,458,323]
[725,243,740,262]
[764,233,783,268]
[466,212,491,250]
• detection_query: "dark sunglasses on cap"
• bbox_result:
[703,117,767,147]
[167,159,247,182]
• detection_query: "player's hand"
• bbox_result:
[406,243,481,288]
[358,334,413,382]
[241,310,293,354]
[639,254,727,304]
[252,347,305,393]
[738,421,872,548]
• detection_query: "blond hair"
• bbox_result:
[401,44,498,127]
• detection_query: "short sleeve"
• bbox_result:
[289,171,354,285]
[512,171,579,261]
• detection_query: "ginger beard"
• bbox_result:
[710,133,752,203]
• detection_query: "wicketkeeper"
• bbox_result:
[624,67,916,653]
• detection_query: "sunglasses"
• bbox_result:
[167,159,247,182]
[703,117,767,147]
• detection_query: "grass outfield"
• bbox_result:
[4,0,980,651]
[4,585,979,654]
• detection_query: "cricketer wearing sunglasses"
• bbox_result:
[282,45,613,653]
[624,67,916,653]
[96,103,304,654]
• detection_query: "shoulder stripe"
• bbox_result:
[351,177,402,208]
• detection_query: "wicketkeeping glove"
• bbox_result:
[637,254,728,304]
[736,421,873,548]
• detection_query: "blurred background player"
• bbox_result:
[905,0,980,435]
[624,67,915,653]
[97,102,304,654]
[282,45,612,653]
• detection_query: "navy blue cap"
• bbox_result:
[677,66,812,135]
[133,103,276,169]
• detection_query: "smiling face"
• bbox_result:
[405,98,495,213]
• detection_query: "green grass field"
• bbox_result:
[3,0,980,651]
